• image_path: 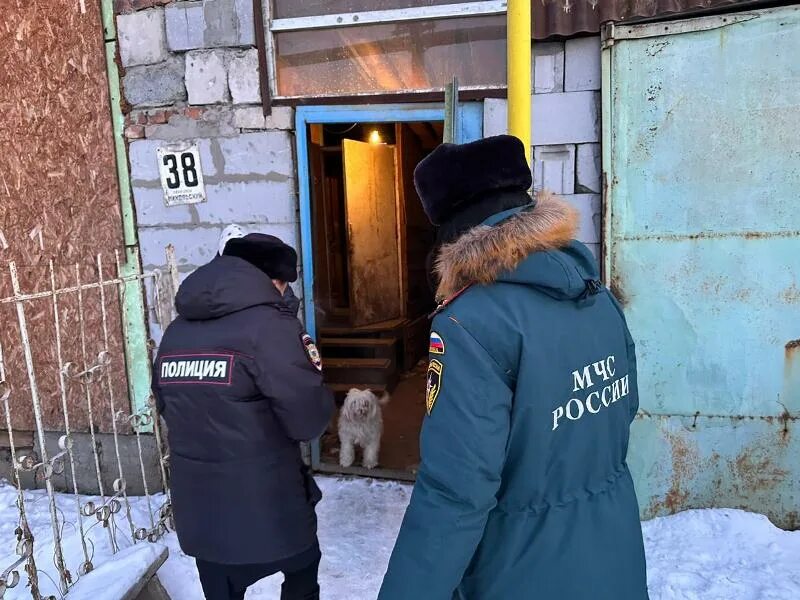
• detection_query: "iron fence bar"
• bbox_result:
[0,374,40,600]
[48,261,92,576]
[73,264,118,554]
[96,254,138,543]
[151,247,174,515]
[112,254,160,542]
[129,411,156,533]
[0,251,175,594]
[0,272,157,305]
[150,396,171,505]
[8,262,69,595]
[165,245,180,323]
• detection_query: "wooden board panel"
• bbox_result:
[397,125,437,318]
[342,140,402,327]
[309,126,332,315]
[394,124,408,319]
[0,1,129,433]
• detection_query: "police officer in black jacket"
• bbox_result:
[152,233,334,600]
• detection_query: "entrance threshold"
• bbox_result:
[316,462,416,483]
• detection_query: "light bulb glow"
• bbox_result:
[368,130,382,144]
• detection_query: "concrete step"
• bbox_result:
[68,544,170,600]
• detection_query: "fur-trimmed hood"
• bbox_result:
[435,191,598,301]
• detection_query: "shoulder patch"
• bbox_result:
[301,333,323,371]
[426,359,443,415]
[159,354,233,385]
[429,331,445,355]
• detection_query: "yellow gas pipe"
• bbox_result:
[507,0,532,166]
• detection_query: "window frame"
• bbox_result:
[262,1,509,102]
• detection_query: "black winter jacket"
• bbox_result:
[152,256,334,565]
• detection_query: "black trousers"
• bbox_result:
[196,544,321,600]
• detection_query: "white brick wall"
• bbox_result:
[185,51,229,105]
[482,93,600,145]
[485,37,603,254]
[117,9,168,67]
[534,145,576,195]
[565,37,602,92]
[228,50,261,104]
[577,143,602,193]
[165,0,254,51]
[533,42,565,93]
[118,0,300,332]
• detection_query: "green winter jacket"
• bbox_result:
[379,193,649,600]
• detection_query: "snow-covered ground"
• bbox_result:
[0,478,797,599]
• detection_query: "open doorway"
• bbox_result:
[307,120,443,479]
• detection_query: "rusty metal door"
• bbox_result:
[343,139,403,327]
[602,6,800,528]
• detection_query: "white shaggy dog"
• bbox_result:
[338,388,390,469]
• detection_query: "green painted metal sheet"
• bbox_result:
[101,0,154,428]
[602,6,800,527]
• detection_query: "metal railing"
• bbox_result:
[0,249,177,599]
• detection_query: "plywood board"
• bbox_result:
[0,1,129,433]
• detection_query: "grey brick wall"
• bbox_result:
[129,131,299,343]
[117,2,299,344]
[484,36,603,258]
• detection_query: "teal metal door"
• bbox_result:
[602,6,800,527]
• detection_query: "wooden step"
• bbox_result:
[319,317,408,337]
[320,337,398,361]
[324,358,391,370]
[327,383,388,394]
[320,337,397,348]
[323,357,393,385]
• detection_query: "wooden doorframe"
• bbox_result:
[295,103,484,470]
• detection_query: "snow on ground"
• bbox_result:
[0,478,797,599]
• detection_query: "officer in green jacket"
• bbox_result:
[378,135,649,600]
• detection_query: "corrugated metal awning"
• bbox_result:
[532,0,778,39]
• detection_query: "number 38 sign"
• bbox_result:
[157,144,207,206]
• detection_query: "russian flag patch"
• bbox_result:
[429,331,445,355]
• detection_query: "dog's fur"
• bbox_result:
[338,388,390,469]
[434,191,578,300]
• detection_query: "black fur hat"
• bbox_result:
[413,135,532,226]
[224,233,298,282]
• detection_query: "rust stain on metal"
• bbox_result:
[649,430,696,515]
[785,340,799,442]
[732,451,788,492]
[609,277,628,307]
[781,283,800,304]
[623,230,800,242]
[637,411,797,422]
[778,408,792,443]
